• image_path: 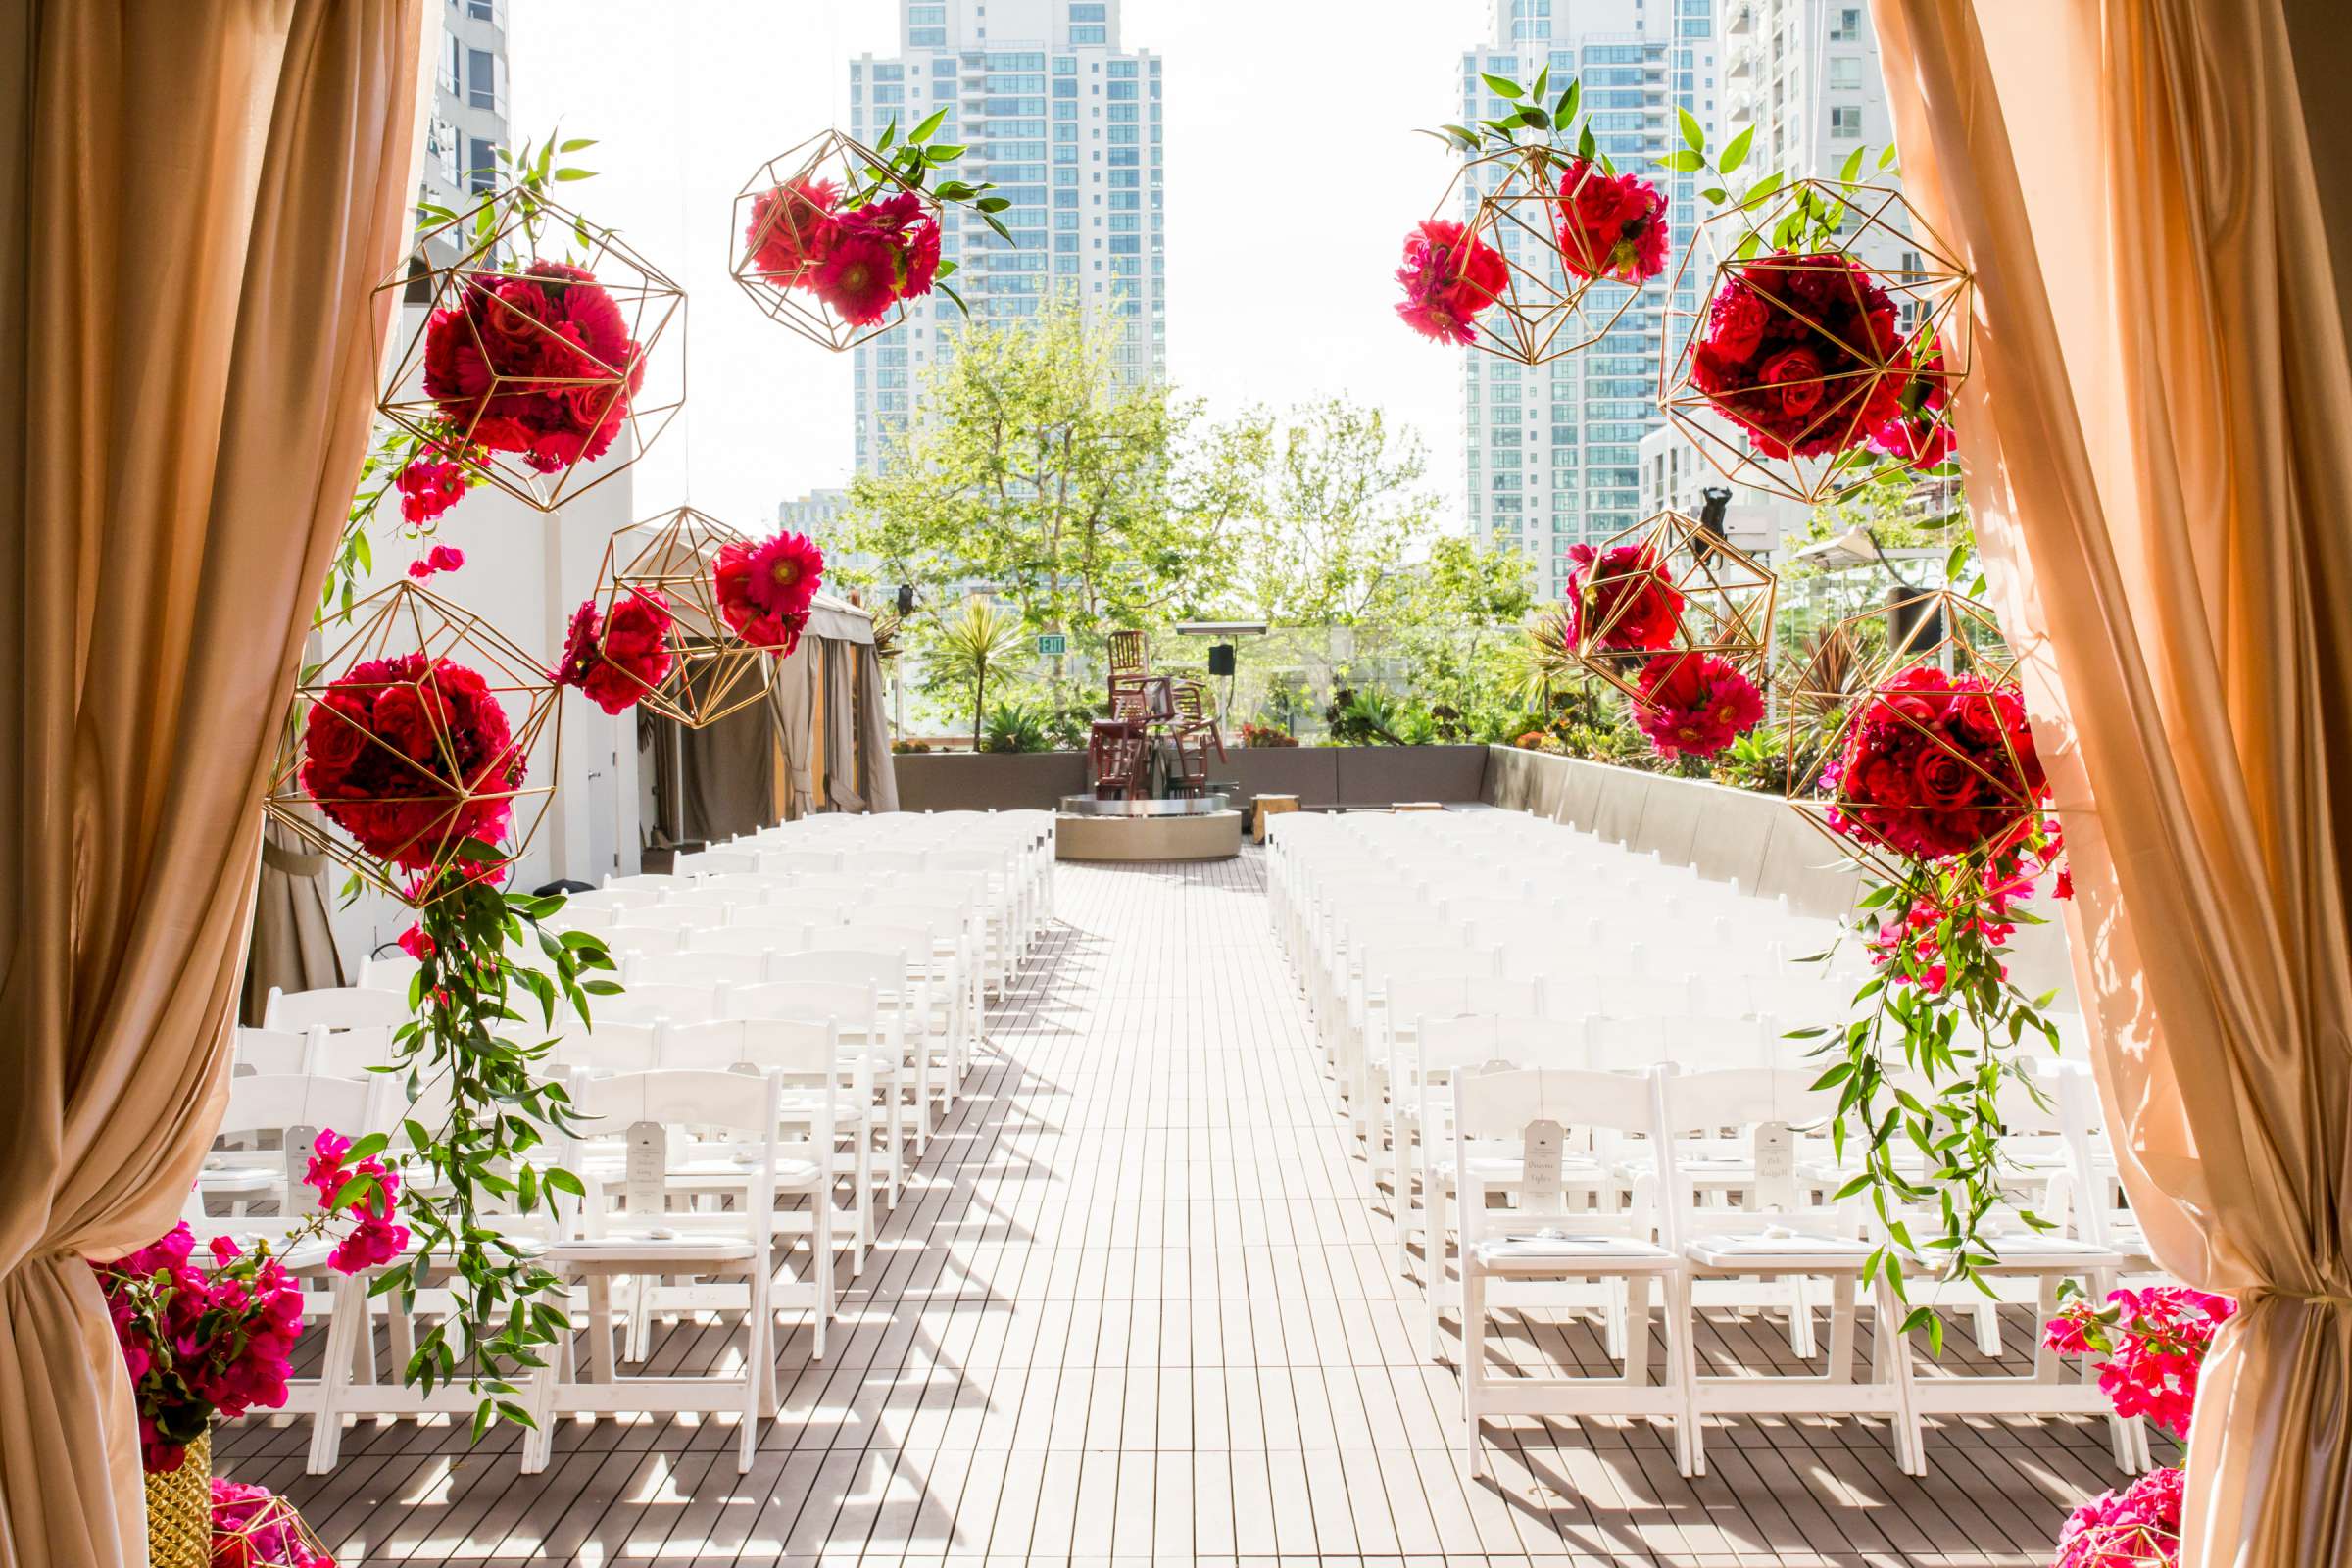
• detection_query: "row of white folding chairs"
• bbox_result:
[1431,1061,2140,1481]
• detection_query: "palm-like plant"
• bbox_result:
[927,596,1027,750]
[1499,605,1581,713]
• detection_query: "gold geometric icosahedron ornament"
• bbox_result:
[1659,178,1972,507]
[1781,584,2046,886]
[731,130,946,354]
[265,581,561,907]
[595,507,776,731]
[1435,143,1651,367]
[1569,508,1780,709]
[374,187,687,514]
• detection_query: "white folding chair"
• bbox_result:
[263,985,411,1034]
[725,980,896,1256]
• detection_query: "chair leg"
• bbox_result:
[1460,1264,1490,1480]
[305,1276,365,1474]
[1424,1179,1451,1363]
[1788,1276,1818,1360]
[813,1206,835,1362]
[1974,1299,2003,1358]
[1827,1272,1858,1384]
[1623,1275,1653,1387]
[1666,1271,1701,1478]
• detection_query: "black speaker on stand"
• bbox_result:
[1206,643,1236,676]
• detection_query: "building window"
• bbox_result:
[1829,56,1863,90]
[466,47,501,113]
[1829,6,1863,41]
[912,26,946,45]
[1070,24,1106,43]
[467,135,498,195]
[1830,104,1862,138]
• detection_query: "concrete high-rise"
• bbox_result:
[848,0,1166,474]
[421,0,513,222]
[1458,0,1721,601]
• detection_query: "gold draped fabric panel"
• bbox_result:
[0,3,423,1563]
[854,642,900,813]
[1870,2,2352,1560]
[242,815,348,1025]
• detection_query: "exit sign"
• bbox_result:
[1036,633,1068,656]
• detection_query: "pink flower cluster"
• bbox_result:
[1553,159,1671,285]
[713,530,825,654]
[746,176,943,327]
[1865,891,2014,996]
[406,544,466,581]
[395,455,470,526]
[2053,1466,2184,1568]
[1632,654,1764,761]
[2044,1286,2236,1440]
[305,1130,411,1276]
[212,1477,335,1567]
[94,1226,303,1473]
[1825,662,2048,864]
[1869,330,1955,469]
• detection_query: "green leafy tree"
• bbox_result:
[847,300,1243,660]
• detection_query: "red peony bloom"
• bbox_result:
[1869,330,1956,468]
[1554,160,1671,285]
[1823,662,2047,863]
[747,175,843,288]
[1564,541,1686,652]
[712,530,825,652]
[814,230,903,326]
[299,653,522,870]
[1632,654,1764,760]
[1395,219,1509,345]
[557,588,676,715]
[1690,251,1904,460]
[420,260,646,480]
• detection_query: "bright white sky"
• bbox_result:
[510,0,1490,531]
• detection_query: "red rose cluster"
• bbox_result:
[2053,1467,2184,1568]
[94,1226,303,1473]
[746,176,943,328]
[422,260,647,476]
[1632,654,1763,760]
[1395,219,1509,345]
[396,453,469,525]
[1554,160,1670,285]
[300,654,521,870]
[1825,663,2047,863]
[1691,251,1903,460]
[713,530,825,655]
[1564,541,1686,652]
[1868,330,1955,468]
[558,587,677,715]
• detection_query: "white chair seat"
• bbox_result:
[547,1233,761,1266]
[575,1153,826,1191]
[1683,1231,1874,1272]
[1472,1234,1680,1273]
[197,1159,281,1195]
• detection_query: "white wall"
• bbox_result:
[322,316,646,966]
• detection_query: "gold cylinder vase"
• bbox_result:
[142,1430,211,1568]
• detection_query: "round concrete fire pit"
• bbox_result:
[1055,794,1242,861]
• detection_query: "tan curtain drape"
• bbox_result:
[767,640,818,821]
[854,643,900,813]
[822,639,862,811]
[1870,2,2352,1560]
[0,4,423,1563]
[240,817,348,1026]
[678,702,776,844]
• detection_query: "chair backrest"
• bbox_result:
[627,951,769,991]
[563,1068,782,1243]
[264,985,411,1034]
[308,1024,401,1080]
[1494,939,1645,984]
[563,885,663,915]
[1451,1065,1667,1236]
[1657,1066,1854,1235]
[858,850,934,876]
[547,1019,664,1074]
[691,924,808,959]
[587,983,721,1027]
[768,949,911,999]
[674,848,759,878]
[1106,627,1148,673]
[808,924,926,964]
[1584,1013,1770,1071]
[658,886,753,911]
[218,1071,380,1145]
[603,872,684,894]
[1417,1012,1584,1075]
[725,979,876,1030]
[602,924,684,958]
[757,849,844,876]
[357,954,420,994]
[234,1026,313,1078]
[611,906,727,935]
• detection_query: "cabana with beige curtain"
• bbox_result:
[662,591,898,846]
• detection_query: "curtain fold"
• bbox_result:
[822,638,863,812]
[1870,2,2352,1560]
[767,640,818,821]
[854,643,900,813]
[0,3,424,1563]
[242,815,347,1025]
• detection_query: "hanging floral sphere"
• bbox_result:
[420,261,646,476]
[557,586,677,715]
[713,530,825,655]
[1553,158,1671,285]
[733,124,999,352]
[267,581,560,905]
[1394,219,1509,345]
[1822,663,2047,864]
[1690,252,1903,459]
[1660,178,1972,505]
[1632,654,1764,760]
[374,188,685,514]
[299,653,522,870]
[1565,541,1686,653]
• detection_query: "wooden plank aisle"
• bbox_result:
[221,847,2134,1567]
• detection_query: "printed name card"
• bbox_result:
[1753,1120,1797,1211]
[1522,1118,1565,1197]
[625,1120,667,1219]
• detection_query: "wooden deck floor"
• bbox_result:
[219,850,2138,1566]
